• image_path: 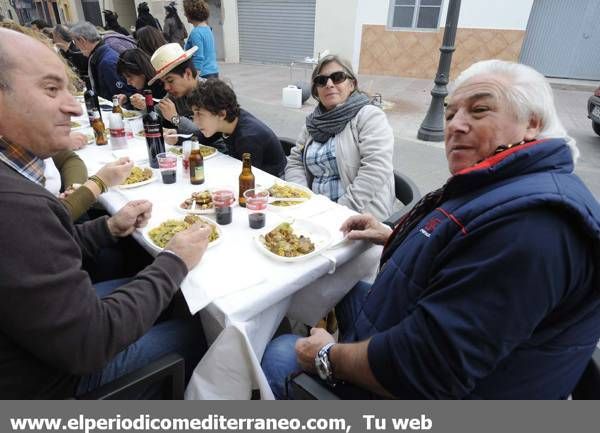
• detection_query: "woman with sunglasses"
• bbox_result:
[115,48,167,110]
[285,55,395,220]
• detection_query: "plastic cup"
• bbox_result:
[212,188,235,225]
[243,188,269,229]
[157,152,177,184]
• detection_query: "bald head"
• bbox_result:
[0,28,54,90]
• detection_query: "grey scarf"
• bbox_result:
[306,92,371,143]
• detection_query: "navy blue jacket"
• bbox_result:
[88,41,134,101]
[361,138,600,399]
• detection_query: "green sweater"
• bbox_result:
[52,150,95,221]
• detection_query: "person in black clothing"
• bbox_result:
[116,48,167,110]
[136,2,162,31]
[52,25,89,79]
[103,10,130,36]
[186,79,287,177]
[163,1,188,47]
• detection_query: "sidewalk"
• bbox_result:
[218,62,600,197]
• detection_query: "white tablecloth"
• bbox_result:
[75,123,380,399]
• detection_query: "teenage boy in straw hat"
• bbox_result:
[149,43,219,145]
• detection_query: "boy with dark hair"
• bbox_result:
[188,79,287,177]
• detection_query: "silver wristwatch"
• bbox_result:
[170,115,180,127]
[315,342,336,385]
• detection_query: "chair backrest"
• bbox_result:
[383,170,421,226]
[279,137,295,156]
[571,347,600,399]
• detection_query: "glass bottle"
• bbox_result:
[189,141,205,185]
[142,90,165,168]
[91,109,107,146]
[238,153,255,208]
[83,76,101,126]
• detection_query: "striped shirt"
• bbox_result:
[0,136,46,186]
[305,137,345,202]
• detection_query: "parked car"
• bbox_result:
[587,87,600,136]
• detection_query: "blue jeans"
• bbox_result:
[75,279,206,398]
[262,281,374,399]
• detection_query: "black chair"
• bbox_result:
[279,137,296,156]
[383,170,421,226]
[571,347,600,399]
[287,372,340,400]
[77,354,185,400]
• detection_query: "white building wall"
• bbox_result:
[221,0,238,62]
[352,0,534,69]
[314,0,358,64]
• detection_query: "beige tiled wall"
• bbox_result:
[359,25,525,79]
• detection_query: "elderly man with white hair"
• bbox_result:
[70,21,132,101]
[262,59,600,399]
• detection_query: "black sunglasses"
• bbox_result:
[313,71,351,87]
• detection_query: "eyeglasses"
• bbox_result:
[313,71,350,87]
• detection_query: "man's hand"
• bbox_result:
[129,93,146,110]
[95,157,133,187]
[158,98,177,122]
[340,214,393,246]
[70,132,88,150]
[295,327,335,374]
[107,200,153,237]
[164,222,212,270]
[163,128,178,145]
[115,94,128,107]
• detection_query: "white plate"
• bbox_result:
[266,182,313,210]
[176,189,237,214]
[118,172,157,189]
[122,110,143,120]
[142,216,222,252]
[200,146,219,160]
[254,219,332,262]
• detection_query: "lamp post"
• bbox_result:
[417,0,462,142]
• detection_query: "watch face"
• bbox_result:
[315,357,328,381]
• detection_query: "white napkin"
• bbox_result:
[181,244,267,315]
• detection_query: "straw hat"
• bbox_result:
[148,43,198,85]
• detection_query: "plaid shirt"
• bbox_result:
[305,137,345,202]
[0,136,46,186]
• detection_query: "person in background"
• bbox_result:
[136,1,162,31]
[0,28,210,399]
[115,48,167,110]
[136,25,168,58]
[263,59,600,400]
[163,1,188,47]
[70,21,133,101]
[52,24,89,79]
[183,0,218,78]
[102,10,130,36]
[29,19,49,32]
[285,54,395,220]
[187,79,287,177]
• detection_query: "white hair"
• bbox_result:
[70,21,101,43]
[450,59,579,162]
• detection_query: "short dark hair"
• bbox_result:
[168,59,197,78]
[117,49,156,83]
[188,79,240,122]
[183,0,210,22]
[135,25,167,57]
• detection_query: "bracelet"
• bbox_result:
[88,175,108,194]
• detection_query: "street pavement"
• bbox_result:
[219,62,600,199]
